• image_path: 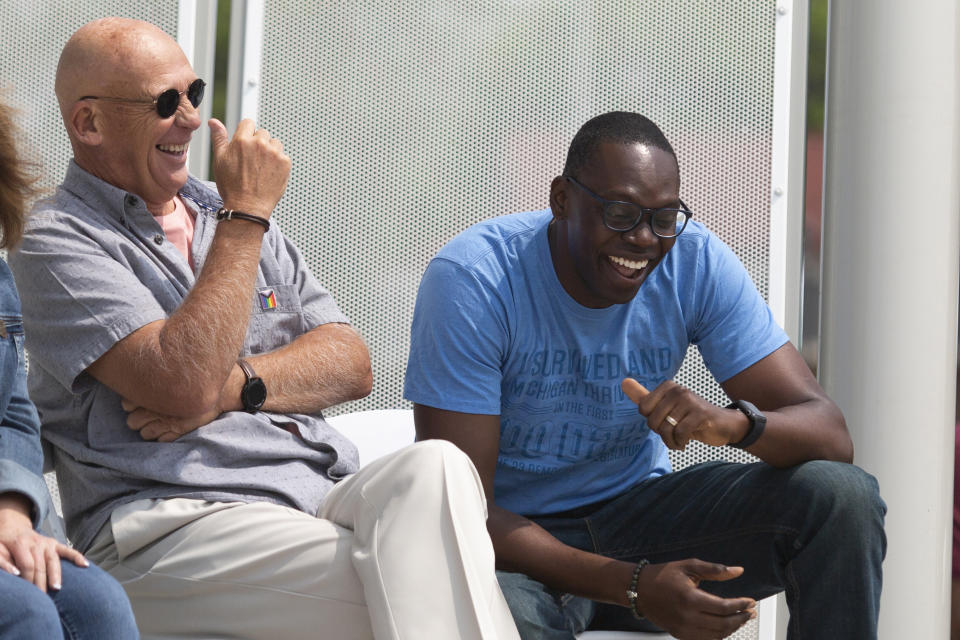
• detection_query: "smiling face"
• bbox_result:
[96,71,202,213]
[548,141,680,308]
[59,19,202,214]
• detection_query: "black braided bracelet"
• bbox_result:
[216,207,270,232]
[625,558,650,620]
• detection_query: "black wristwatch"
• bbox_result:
[727,399,766,449]
[237,358,267,413]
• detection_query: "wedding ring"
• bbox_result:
[665,415,678,427]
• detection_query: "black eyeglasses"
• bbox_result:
[79,78,206,119]
[566,176,692,238]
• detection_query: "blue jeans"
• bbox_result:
[497,460,886,639]
[0,561,139,639]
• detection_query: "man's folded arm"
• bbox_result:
[86,219,268,418]
[720,342,853,466]
[91,299,371,423]
[624,343,852,468]
[217,321,372,415]
[122,321,372,441]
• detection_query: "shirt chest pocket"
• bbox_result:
[0,317,24,415]
[0,315,24,372]
[244,284,305,355]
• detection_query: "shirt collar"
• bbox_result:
[60,160,222,227]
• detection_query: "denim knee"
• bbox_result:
[788,461,886,548]
[52,562,138,639]
[497,570,593,640]
[0,573,63,638]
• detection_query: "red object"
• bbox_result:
[954,423,960,577]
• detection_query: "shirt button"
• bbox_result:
[153,234,164,245]
[125,195,139,207]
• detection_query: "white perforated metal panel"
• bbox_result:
[0,1,180,192]
[257,0,777,454]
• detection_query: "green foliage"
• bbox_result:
[807,0,827,131]
[212,0,232,124]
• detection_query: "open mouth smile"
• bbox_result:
[608,254,649,278]
[157,143,189,155]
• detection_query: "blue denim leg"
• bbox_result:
[496,460,885,639]
[497,502,667,637]
[0,570,64,638]
[585,460,886,639]
[50,562,139,639]
[497,569,594,640]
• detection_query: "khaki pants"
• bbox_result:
[86,440,520,640]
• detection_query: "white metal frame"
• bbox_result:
[225,0,264,132]
[769,0,810,345]
[178,0,218,180]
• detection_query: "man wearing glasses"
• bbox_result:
[11,17,520,639]
[405,111,886,639]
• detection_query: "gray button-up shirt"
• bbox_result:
[10,161,359,551]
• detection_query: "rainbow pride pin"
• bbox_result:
[259,289,277,310]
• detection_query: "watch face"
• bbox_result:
[243,378,267,410]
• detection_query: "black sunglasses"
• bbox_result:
[79,78,206,119]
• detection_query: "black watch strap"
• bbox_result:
[727,399,766,449]
[237,358,267,413]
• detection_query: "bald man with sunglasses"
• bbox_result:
[10,17,520,640]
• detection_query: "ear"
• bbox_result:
[549,176,569,220]
[69,102,103,146]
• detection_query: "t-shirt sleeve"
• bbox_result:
[10,216,167,393]
[689,232,789,383]
[404,257,508,415]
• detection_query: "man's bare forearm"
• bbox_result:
[217,322,373,415]
[87,119,291,416]
[741,398,852,467]
[489,503,756,639]
[490,503,634,606]
[90,221,267,416]
[154,222,265,408]
[126,323,372,440]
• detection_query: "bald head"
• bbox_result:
[55,18,203,214]
[55,18,188,119]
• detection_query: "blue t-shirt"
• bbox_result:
[404,209,788,516]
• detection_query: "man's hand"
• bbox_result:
[0,495,88,593]
[637,559,756,640]
[123,398,222,442]
[621,378,748,450]
[209,118,291,219]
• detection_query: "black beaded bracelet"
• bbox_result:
[216,207,270,232]
[625,558,650,620]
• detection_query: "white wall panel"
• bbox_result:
[0,1,181,191]
[251,0,795,455]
